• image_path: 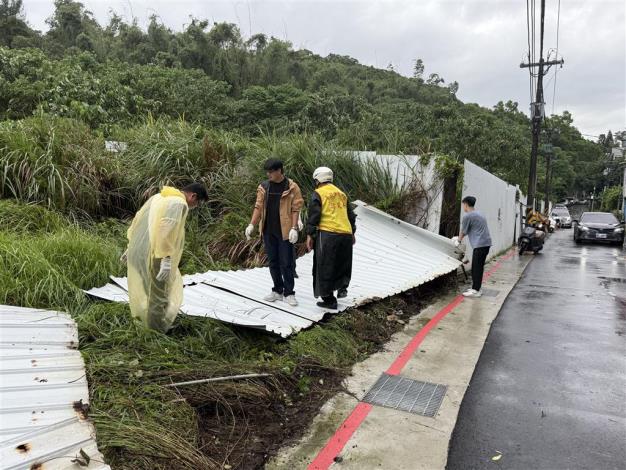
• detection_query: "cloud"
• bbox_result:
[20,0,626,136]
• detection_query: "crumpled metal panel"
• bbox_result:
[84,283,128,303]
[86,201,462,337]
[181,283,313,337]
[0,305,110,469]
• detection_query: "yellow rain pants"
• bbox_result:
[126,187,188,332]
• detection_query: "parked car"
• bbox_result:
[573,212,625,245]
[551,206,572,228]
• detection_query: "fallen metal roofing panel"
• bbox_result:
[0,305,110,469]
[86,201,462,337]
[181,283,313,337]
[84,283,128,303]
[1,418,109,470]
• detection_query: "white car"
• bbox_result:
[551,207,572,228]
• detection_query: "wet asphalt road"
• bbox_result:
[447,229,626,470]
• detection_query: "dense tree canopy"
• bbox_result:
[0,0,621,202]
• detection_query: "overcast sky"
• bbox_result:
[22,0,626,138]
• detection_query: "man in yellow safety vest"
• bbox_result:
[305,167,356,309]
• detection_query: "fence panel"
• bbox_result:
[461,160,519,260]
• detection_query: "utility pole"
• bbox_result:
[520,0,564,212]
[544,151,552,213]
[542,135,556,213]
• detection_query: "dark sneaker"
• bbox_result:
[337,288,348,298]
[316,300,338,309]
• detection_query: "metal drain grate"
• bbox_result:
[480,288,500,298]
[362,373,447,417]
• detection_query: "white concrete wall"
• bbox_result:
[623,167,626,221]
[461,160,519,260]
[354,152,444,233]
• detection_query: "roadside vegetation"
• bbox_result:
[0,112,416,468]
[0,197,456,469]
[0,1,621,468]
[1,0,620,201]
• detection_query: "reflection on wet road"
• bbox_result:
[448,229,625,470]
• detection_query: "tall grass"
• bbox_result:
[0,117,411,468]
[0,201,124,308]
[0,232,84,309]
[0,115,129,215]
[1,115,406,268]
[0,201,281,468]
[1,114,404,220]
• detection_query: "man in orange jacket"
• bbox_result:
[245,159,304,306]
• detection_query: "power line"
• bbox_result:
[529,0,537,95]
[526,0,534,102]
[539,0,546,71]
[544,68,556,90]
[551,0,561,115]
[520,0,565,212]
[530,0,534,64]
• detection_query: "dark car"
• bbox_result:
[551,206,572,228]
[573,212,625,245]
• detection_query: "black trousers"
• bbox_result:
[263,232,295,296]
[313,231,353,299]
[471,246,490,291]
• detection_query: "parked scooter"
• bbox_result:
[548,216,556,233]
[518,223,546,254]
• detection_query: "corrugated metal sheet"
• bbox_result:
[86,201,462,337]
[0,305,110,469]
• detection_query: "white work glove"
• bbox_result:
[245,223,255,241]
[451,236,460,247]
[120,249,128,264]
[156,257,172,282]
[297,215,304,231]
[288,228,298,244]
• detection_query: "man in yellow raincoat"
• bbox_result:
[122,183,208,332]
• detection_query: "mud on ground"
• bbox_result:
[189,273,459,469]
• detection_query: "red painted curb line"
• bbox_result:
[307,403,373,470]
[386,295,464,376]
[307,248,516,470]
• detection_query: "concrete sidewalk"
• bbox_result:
[267,250,531,470]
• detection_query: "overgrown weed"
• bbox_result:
[0,131,420,468]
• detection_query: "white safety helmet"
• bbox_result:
[313,166,333,183]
